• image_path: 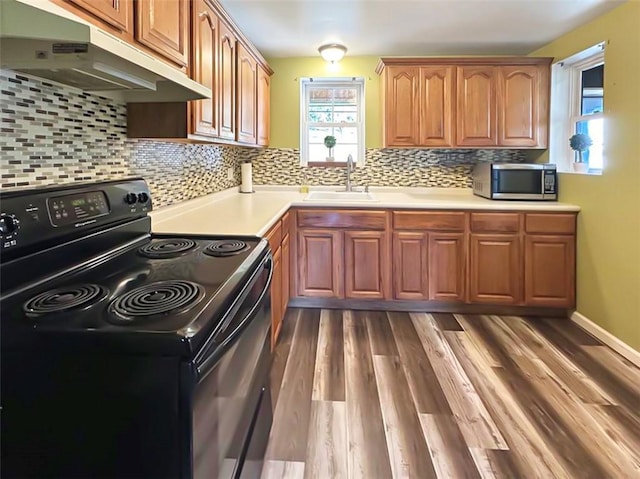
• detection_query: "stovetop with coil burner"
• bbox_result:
[2,234,266,351]
[0,180,268,351]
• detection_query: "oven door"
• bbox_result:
[492,164,550,200]
[188,253,273,479]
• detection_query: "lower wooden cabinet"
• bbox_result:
[344,231,389,300]
[281,233,290,312]
[392,232,429,300]
[291,208,576,311]
[270,245,282,350]
[525,235,575,307]
[297,229,343,298]
[428,233,466,301]
[265,212,291,350]
[469,234,522,304]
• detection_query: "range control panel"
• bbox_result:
[48,190,110,227]
[0,178,151,258]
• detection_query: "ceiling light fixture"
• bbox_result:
[318,43,347,63]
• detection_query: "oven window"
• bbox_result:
[497,170,542,194]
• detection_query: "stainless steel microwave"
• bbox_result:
[472,163,557,201]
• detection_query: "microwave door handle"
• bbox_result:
[195,255,273,378]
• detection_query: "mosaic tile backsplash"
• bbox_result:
[2,69,527,209]
[245,148,527,187]
[1,70,242,207]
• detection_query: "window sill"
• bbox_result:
[307,161,348,168]
[557,167,603,176]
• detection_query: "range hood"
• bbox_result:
[0,0,211,102]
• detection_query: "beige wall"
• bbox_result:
[267,56,382,148]
[530,1,640,350]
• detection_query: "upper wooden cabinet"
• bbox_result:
[377,57,552,148]
[257,65,271,146]
[498,65,549,147]
[61,0,188,70]
[456,66,498,147]
[191,0,218,138]
[64,0,132,33]
[135,0,189,67]
[218,20,237,141]
[126,0,272,146]
[383,66,419,146]
[420,66,455,147]
[237,43,258,144]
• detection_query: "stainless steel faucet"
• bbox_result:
[345,154,355,192]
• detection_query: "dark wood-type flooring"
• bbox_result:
[261,309,640,479]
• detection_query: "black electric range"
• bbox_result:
[0,178,273,479]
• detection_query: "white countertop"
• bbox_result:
[150,186,580,236]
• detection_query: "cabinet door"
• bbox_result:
[257,65,271,146]
[271,245,282,350]
[498,65,546,147]
[456,66,497,146]
[344,231,389,300]
[384,66,419,146]
[281,233,290,314]
[66,0,132,32]
[392,231,428,300]
[420,66,455,147]
[219,21,237,141]
[428,233,465,301]
[525,235,575,307]
[469,234,522,304]
[191,0,218,138]
[237,44,258,144]
[135,0,188,67]
[297,229,343,298]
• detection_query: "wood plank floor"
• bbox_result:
[261,310,640,479]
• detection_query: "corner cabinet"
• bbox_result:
[377,57,551,148]
[126,0,273,146]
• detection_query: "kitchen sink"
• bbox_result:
[304,190,378,202]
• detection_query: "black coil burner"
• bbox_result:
[138,239,197,259]
[204,240,249,257]
[108,280,205,323]
[24,284,109,317]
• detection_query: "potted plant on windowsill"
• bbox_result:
[324,135,336,161]
[569,133,592,173]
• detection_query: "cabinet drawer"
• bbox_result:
[281,210,292,237]
[393,211,466,231]
[297,210,387,230]
[264,220,282,253]
[525,213,576,235]
[471,212,521,233]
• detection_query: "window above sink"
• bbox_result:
[299,77,365,168]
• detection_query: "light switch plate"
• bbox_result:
[227,167,234,181]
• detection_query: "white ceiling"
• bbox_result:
[219,0,624,58]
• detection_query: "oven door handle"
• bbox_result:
[195,255,273,379]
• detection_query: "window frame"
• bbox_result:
[299,77,365,167]
[549,43,605,174]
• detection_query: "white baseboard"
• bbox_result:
[570,311,640,368]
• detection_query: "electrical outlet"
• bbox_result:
[227,167,234,181]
